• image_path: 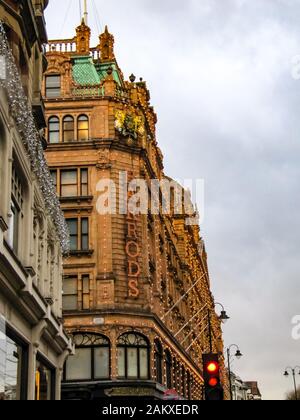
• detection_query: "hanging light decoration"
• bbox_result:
[0,21,69,254]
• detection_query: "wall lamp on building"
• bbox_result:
[284,366,300,400]
[226,344,243,400]
[215,302,230,324]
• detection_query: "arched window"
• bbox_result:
[165,350,173,389]
[63,115,74,142]
[154,340,163,385]
[77,115,89,141]
[48,116,60,143]
[117,333,150,380]
[65,333,110,381]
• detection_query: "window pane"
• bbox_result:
[82,276,89,294]
[61,185,78,197]
[49,120,59,130]
[62,295,77,311]
[0,336,23,400]
[69,237,77,251]
[78,130,89,141]
[61,170,77,184]
[81,169,88,183]
[81,235,88,251]
[46,75,60,87]
[94,348,109,379]
[63,277,77,294]
[66,348,91,381]
[67,219,78,235]
[35,360,52,401]
[63,131,74,142]
[81,219,88,234]
[127,348,138,379]
[49,131,59,144]
[140,348,149,379]
[117,348,125,378]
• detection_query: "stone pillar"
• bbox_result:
[27,343,38,400]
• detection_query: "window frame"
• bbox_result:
[8,164,24,254]
[45,74,61,98]
[50,168,89,198]
[62,274,90,312]
[63,115,75,143]
[35,354,56,401]
[48,116,60,144]
[66,217,89,252]
[117,333,150,381]
[77,115,89,141]
[1,325,29,401]
[64,333,111,382]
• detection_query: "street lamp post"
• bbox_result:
[226,344,243,401]
[207,303,230,353]
[284,367,300,400]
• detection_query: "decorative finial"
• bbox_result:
[99,25,115,62]
[129,74,136,83]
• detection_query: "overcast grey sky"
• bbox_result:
[45,0,300,400]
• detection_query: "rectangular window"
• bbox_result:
[46,75,61,98]
[127,348,138,379]
[0,334,25,400]
[117,348,125,378]
[66,219,78,251]
[82,275,90,310]
[60,170,77,197]
[94,348,110,379]
[139,348,149,379]
[52,168,89,197]
[66,218,89,252]
[81,218,89,251]
[8,165,23,254]
[80,169,88,196]
[62,276,78,311]
[65,348,91,381]
[35,358,55,401]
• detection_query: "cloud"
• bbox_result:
[45,0,300,400]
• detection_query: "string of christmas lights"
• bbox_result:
[0,21,69,254]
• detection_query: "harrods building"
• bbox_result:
[42,13,227,400]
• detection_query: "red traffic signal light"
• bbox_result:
[207,362,218,374]
[202,353,223,401]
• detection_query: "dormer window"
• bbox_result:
[46,75,61,98]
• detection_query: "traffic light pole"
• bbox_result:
[227,348,233,401]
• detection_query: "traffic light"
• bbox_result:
[202,353,224,401]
